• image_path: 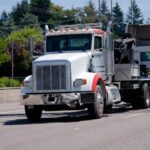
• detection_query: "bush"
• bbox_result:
[0,77,20,87]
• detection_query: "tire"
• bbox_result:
[25,105,42,122]
[141,83,150,108]
[131,101,140,109]
[87,84,104,119]
[104,104,113,113]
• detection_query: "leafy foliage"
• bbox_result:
[10,0,30,25]
[126,0,143,24]
[0,38,10,65]
[48,3,77,26]
[0,77,20,87]
[8,27,43,44]
[20,13,39,27]
[112,2,125,35]
[100,0,111,30]
[3,27,43,77]
[146,18,150,23]
[0,11,16,36]
[30,0,51,23]
[83,0,97,23]
[11,27,42,74]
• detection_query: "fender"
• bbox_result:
[92,74,105,92]
[73,72,106,93]
[92,73,107,100]
[21,75,33,94]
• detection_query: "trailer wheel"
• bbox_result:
[131,101,140,109]
[87,85,104,119]
[141,83,150,108]
[25,105,42,122]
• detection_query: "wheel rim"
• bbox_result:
[145,89,150,107]
[96,92,104,114]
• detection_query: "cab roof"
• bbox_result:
[46,28,105,36]
[45,23,105,36]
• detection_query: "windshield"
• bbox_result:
[46,34,92,52]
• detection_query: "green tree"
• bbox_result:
[30,0,52,23]
[112,2,125,35]
[8,27,43,44]
[48,3,64,26]
[10,0,30,25]
[83,0,97,23]
[0,11,16,36]
[146,18,150,23]
[0,38,10,65]
[126,0,143,24]
[7,27,43,76]
[0,18,16,37]
[0,11,8,22]
[0,37,11,76]
[20,13,39,27]
[62,8,77,25]
[101,0,109,15]
[100,0,111,30]
[48,4,77,26]
[74,7,85,23]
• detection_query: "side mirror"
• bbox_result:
[28,37,44,59]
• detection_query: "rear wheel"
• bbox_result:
[141,83,150,108]
[87,85,104,119]
[25,105,42,122]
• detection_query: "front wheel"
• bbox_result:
[87,85,104,119]
[25,105,42,122]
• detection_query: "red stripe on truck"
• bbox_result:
[92,74,106,92]
[92,74,101,92]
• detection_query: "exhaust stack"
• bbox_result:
[105,21,114,83]
[45,25,49,35]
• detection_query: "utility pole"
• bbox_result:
[11,40,14,79]
[98,0,101,22]
[110,0,113,21]
[131,0,133,24]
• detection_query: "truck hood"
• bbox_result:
[35,52,90,63]
[34,52,91,78]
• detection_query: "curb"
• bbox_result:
[0,88,21,103]
[0,87,21,90]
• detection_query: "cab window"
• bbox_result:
[94,36,102,50]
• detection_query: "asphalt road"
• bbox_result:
[0,102,150,150]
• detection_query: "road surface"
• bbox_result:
[0,102,150,150]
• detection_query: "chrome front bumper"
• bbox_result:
[21,95,44,105]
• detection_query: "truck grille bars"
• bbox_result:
[34,64,69,92]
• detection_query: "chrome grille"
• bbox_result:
[35,64,68,91]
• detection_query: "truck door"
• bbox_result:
[91,36,106,80]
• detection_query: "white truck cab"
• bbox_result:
[21,23,122,121]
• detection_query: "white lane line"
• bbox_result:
[0,109,24,115]
[123,113,144,119]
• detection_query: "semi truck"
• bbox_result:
[21,22,150,121]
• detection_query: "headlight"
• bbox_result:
[22,80,30,87]
[73,79,87,87]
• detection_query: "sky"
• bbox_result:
[0,0,149,22]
